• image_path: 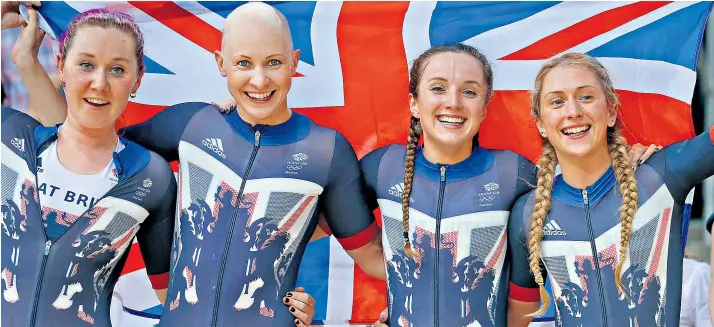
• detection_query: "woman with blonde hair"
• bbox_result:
[508,53,714,327]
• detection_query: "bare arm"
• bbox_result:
[154,288,167,306]
[346,233,386,281]
[508,299,538,327]
[11,6,66,126]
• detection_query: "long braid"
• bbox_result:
[402,116,422,258]
[526,141,557,317]
[608,126,639,295]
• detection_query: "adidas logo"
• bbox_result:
[543,220,566,236]
[202,138,226,159]
[389,183,413,202]
[11,138,25,153]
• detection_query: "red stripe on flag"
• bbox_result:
[322,2,409,323]
[119,242,145,276]
[130,1,222,53]
[480,90,694,163]
[648,207,671,276]
[501,2,671,60]
[294,2,412,160]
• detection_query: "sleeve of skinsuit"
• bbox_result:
[121,102,213,162]
[359,145,391,212]
[507,193,543,302]
[652,125,714,201]
[319,131,380,251]
[515,154,538,198]
[136,153,178,290]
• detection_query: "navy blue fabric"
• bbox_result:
[1,107,176,327]
[361,144,537,327]
[509,128,714,327]
[124,102,376,326]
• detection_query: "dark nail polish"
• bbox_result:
[286,292,293,297]
[284,297,289,303]
[294,319,301,325]
[637,159,643,164]
[290,307,296,312]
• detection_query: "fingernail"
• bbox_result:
[290,306,296,312]
[656,146,662,151]
[294,319,301,325]
[286,292,293,297]
[283,297,289,303]
[637,159,643,164]
[380,312,387,321]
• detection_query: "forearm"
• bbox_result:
[347,234,386,281]
[14,56,66,126]
[507,299,538,327]
[154,288,167,306]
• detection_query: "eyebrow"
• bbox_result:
[544,85,598,97]
[234,53,287,60]
[429,77,482,86]
[77,52,129,62]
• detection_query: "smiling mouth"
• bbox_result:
[84,97,110,108]
[436,115,466,127]
[245,91,276,102]
[561,124,591,137]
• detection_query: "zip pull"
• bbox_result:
[44,240,51,256]
[440,166,446,182]
[254,131,261,147]
[582,189,589,206]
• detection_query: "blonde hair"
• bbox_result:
[527,53,639,316]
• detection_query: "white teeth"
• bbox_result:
[85,97,109,105]
[562,125,590,135]
[437,116,465,124]
[247,92,272,100]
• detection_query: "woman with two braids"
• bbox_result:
[363,44,653,327]
[508,53,714,327]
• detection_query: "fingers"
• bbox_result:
[637,144,659,166]
[25,4,37,27]
[283,289,315,327]
[627,143,646,166]
[371,307,388,326]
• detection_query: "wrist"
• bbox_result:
[12,53,41,69]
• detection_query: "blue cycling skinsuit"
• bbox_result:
[360,144,537,327]
[122,102,379,326]
[509,125,714,327]
[1,107,177,327]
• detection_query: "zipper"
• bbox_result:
[29,240,52,327]
[433,166,446,327]
[211,129,262,326]
[29,130,129,326]
[582,189,609,327]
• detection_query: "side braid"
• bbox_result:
[608,127,639,295]
[402,116,422,258]
[526,141,558,317]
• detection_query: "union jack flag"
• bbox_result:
[32,1,711,326]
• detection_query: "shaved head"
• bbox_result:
[222,2,293,52]
[214,1,301,126]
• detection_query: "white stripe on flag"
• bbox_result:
[561,1,700,56]
[325,236,355,323]
[174,1,226,31]
[492,57,696,103]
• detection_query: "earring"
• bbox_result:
[538,128,547,137]
[130,92,137,98]
[60,81,66,88]
[609,118,616,126]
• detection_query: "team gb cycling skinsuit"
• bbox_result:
[122,102,379,327]
[360,144,537,327]
[509,125,714,327]
[1,107,176,327]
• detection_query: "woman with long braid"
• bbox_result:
[508,53,714,327]
[363,44,656,327]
